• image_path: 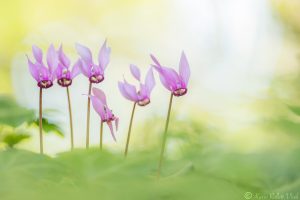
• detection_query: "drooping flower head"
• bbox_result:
[27,44,59,89]
[90,88,119,141]
[150,52,190,96]
[75,40,111,84]
[56,45,81,87]
[118,65,155,106]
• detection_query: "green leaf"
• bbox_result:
[29,118,64,137]
[287,104,300,116]
[3,134,30,148]
[0,96,35,127]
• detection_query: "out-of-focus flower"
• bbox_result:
[75,41,111,83]
[56,45,81,87]
[90,88,118,141]
[150,52,190,96]
[118,65,155,106]
[27,44,59,89]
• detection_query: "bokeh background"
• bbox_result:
[1,0,300,156]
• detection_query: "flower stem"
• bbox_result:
[66,87,74,150]
[124,102,137,157]
[86,82,92,149]
[100,121,103,150]
[39,87,44,154]
[157,93,174,179]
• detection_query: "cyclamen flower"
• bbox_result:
[75,41,111,83]
[27,44,59,154]
[118,65,155,106]
[27,45,59,88]
[90,88,119,141]
[56,45,81,87]
[150,52,190,97]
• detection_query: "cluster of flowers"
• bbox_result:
[27,40,190,177]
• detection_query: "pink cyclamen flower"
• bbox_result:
[90,88,119,141]
[75,41,111,83]
[150,52,190,96]
[56,45,81,87]
[27,44,59,88]
[118,65,155,106]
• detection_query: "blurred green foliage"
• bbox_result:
[0,95,64,148]
[0,146,299,200]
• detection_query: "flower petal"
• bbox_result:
[107,122,117,142]
[115,117,119,131]
[79,59,90,77]
[75,43,93,65]
[130,64,141,81]
[118,81,138,102]
[145,67,155,95]
[179,51,190,87]
[47,44,59,73]
[98,40,111,71]
[90,96,105,121]
[92,87,107,105]
[58,45,71,67]
[55,63,64,79]
[27,56,39,81]
[150,54,162,67]
[71,59,82,78]
[153,65,178,91]
[32,45,43,63]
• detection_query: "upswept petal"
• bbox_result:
[27,56,39,81]
[75,43,93,65]
[47,44,59,73]
[55,63,64,79]
[130,64,141,81]
[79,59,90,77]
[150,54,162,67]
[32,45,43,63]
[98,40,111,71]
[152,65,178,91]
[90,96,106,121]
[58,45,71,67]
[179,51,190,86]
[145,67,155,95]
[71,60,82,78]
[118,82,138,102]
[92,87,107,105]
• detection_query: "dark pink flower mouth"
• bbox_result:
[57,78,72,87]
[138,98,150,106]
[38,80,53,89]
[173,88,187,96]
[89,74,104,83]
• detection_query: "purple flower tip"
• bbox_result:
[150,51,190,96]
[90,87,118,141]
[118,65,155,106]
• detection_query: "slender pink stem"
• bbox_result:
[100,121,103,150]
[66,87,74,150]
[86,82,92,149]
[124,102,137,157]
[157,93,174,179]
[39,87,44,154]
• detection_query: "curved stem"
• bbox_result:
[100,121,103,150]
[66,87,74,150]
[39,87,44,154]
[86,82,92,149]
[157,93,173,179]
[124,102,137,157]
